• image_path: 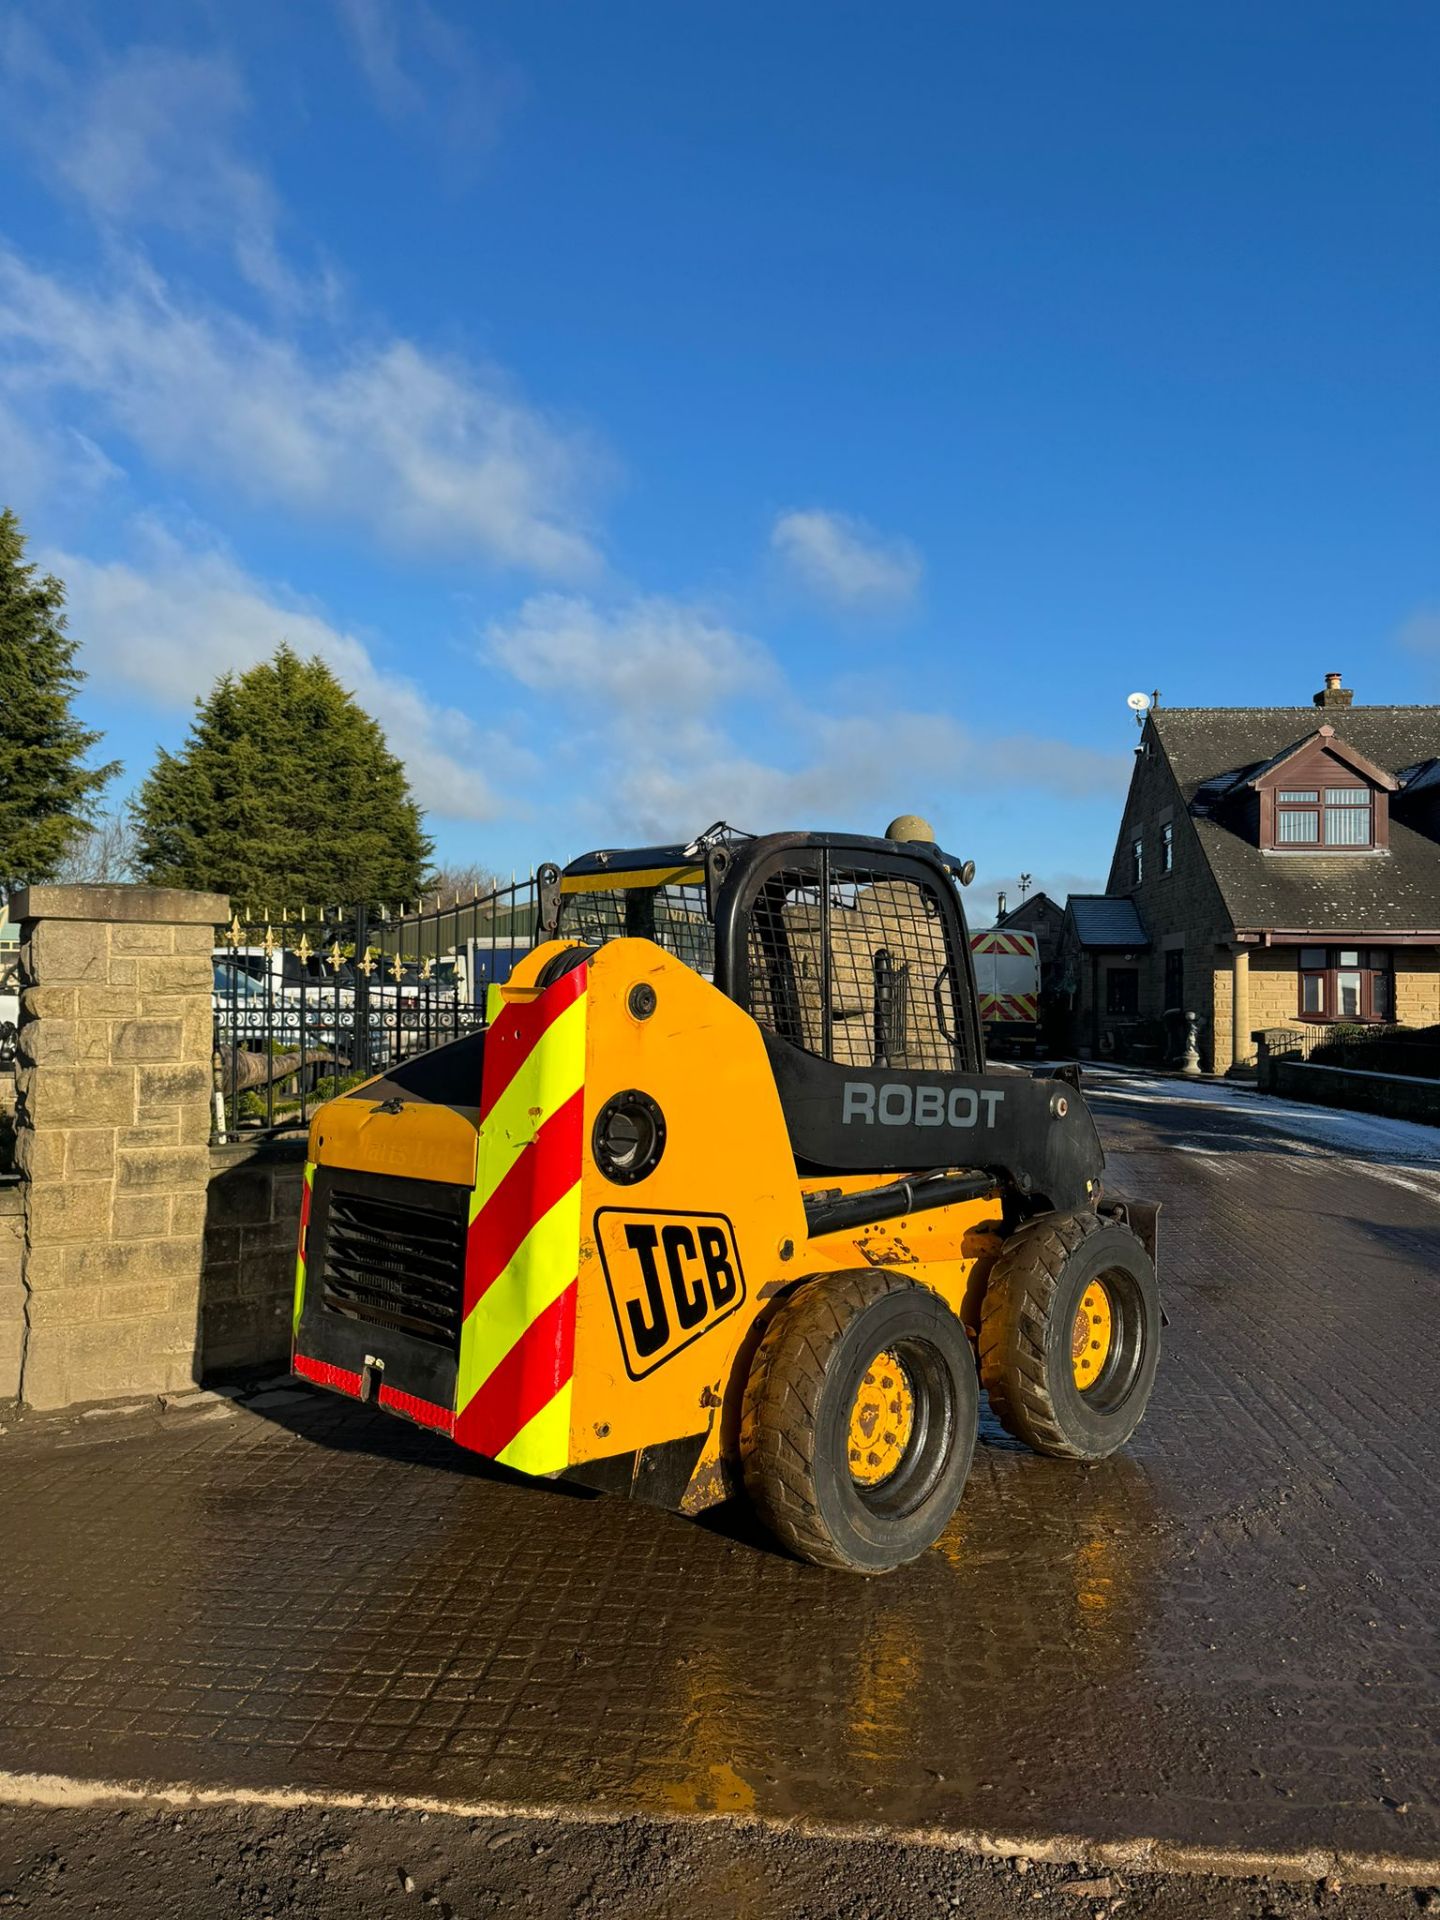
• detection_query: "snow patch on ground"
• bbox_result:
[1077,1063,1440,1173]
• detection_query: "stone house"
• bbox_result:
[1065,674,1440,1071]
[996,889,1064,971]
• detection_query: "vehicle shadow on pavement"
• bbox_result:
[240,1385,822,1563]
[240,1380,879,1578]
[237,1386,601,1502]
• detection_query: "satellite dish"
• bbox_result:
[1126,691,1152,713]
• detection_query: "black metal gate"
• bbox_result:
[211,877,539,1139]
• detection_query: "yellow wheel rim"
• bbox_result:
[1072,1281,1114,1391]
[848,1349,915,1488]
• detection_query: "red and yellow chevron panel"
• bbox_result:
[979,992,1038,1023]
[971,931,1037,957]
[292,1162,314,1336]
[454,965,587,1475]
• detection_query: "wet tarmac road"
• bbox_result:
[6,1071,1440,1872]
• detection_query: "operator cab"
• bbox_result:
[538,824,1087,1186]
[547,822,984,1076]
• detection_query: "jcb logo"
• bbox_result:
[596,1209,747,1380]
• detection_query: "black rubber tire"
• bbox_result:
[979,1209,1160,1461]
[740,1269,979,1574]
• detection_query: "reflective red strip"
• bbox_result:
[294,1353,363,1397]
[479,966,587,1121]
[465,1087,585,1308]
[378,1384,455,1433]
[455,1280,577,1459]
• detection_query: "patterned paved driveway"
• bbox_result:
[4,1071,1439,1869]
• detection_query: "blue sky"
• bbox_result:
[2,1,1437,917]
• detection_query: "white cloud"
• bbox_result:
[48,527,528,821]
[476,585,1124,844]
[600,708,1126,843]
[485,593,773,716]
[334,0,521,152]
[0,247,604,577]
[0,23,309,308]
[334,0,416,117]
[0,399,124,507]
[771,507,922,609]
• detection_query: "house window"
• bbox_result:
[1130,838,1143,885]
[1324,788,1372,846]
[1297,947,1392,1021]
[1106,967,1139,1016]
[1274,785,1372,849]
[1161,821,1174,874]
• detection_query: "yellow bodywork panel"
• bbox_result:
[309,1087,480,1189]
[569,939,806,1464]
[802,1176,1004,1335]
[566,940,1005,1501]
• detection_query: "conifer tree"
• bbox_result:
[0,508,116,896]
[132,645,433,905]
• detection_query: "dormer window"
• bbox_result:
[1323,787,1372,846]
[1276,786,1373,848]
[1276,791,1319,843]
[1250,726,1395,853]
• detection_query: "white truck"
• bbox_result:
[969,926,1041,1057]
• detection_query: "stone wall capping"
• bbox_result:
[7,884,230,926]
[209,1136,310,1168]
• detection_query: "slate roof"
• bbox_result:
[1151,706,1440,935]
[1067,894,1150,949]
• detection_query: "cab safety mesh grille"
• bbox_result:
[559,882,715,975]
[319,1188,467,1350]
[745,863,968,1072]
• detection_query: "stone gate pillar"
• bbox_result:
[10,884,228,1409]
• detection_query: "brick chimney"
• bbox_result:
[1314,671,1353,710]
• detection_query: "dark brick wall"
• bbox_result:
[201,1141,306,1376]
[1267,1057,1440,1123]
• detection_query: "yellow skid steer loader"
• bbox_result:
[293,822,1160,1573]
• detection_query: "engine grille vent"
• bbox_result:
[319,1188,467,1351]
